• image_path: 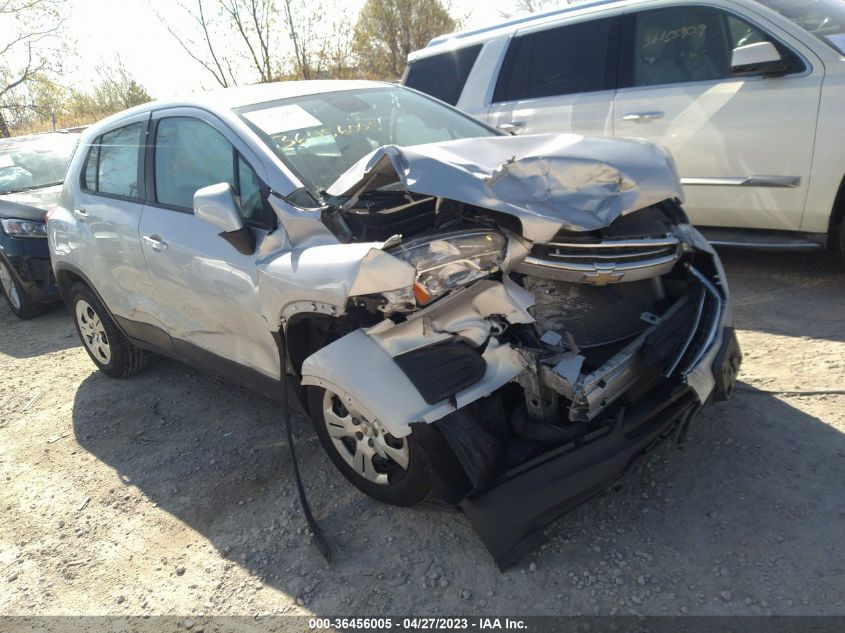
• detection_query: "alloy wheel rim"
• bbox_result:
[321,390,409,485]
[76,299,112,365]
[0,263,21,311]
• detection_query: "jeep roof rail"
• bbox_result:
[426,0,620,48]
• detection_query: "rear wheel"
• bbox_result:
[0,259,43,320]
[307,385,433,506]
[70,283,147,378]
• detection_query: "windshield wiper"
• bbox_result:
[0,181,63,195]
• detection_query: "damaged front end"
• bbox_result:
[284,134,741,568]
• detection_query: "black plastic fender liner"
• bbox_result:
[462,388,698,570]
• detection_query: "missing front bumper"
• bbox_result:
[461,387,699,570]
[459,327,740,569]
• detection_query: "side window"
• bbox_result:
[627,6,803,88]
[493,17,618,103]
[155,117,233,210]
[154,117,269,225]
[237,156,263,222]
[81,122,144,198]
[82,143,99,191]
[403,45,482,106]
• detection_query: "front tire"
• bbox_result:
[307,386,433,506]
[70,283,147,378]
[0,259,43,320]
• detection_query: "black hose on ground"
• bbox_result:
[275,332,332,562]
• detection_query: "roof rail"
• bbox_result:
[427,0,618,47]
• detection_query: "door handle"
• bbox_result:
[73,209,88,220]
[142,234,168,252]
[497,120,526,133]
[622,111,665,122]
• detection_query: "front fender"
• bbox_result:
[257,242,416,328]
[299,279,534,438]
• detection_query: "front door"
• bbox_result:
[612,4,823,230]
[138,109,280,378]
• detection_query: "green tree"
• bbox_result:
[352,0,457,81]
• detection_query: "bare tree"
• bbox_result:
[279,0,355,80]
[6,61,152,136]
[158,0,276,88]
[499,0,587,19]
[220,0,275,82]
[0,0,67,137]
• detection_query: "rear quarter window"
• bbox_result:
[403,44,483,106]
[81,122,144,200]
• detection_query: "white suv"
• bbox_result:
[404,0,845,253]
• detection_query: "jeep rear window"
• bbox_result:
[757,0,845,55]
[403,44,482,106]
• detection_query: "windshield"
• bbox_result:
[236,86,497,195]
[757,0,845,54]
[0,134,78,194]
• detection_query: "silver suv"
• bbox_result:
[48,81,741,567]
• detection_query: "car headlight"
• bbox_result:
[390,229,507,305]
[1,218,47,238]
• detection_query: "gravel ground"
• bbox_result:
[0,250,843,618]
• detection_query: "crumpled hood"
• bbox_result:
[325,134,684,243]
[0,184,62,221]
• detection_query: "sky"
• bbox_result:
[62,0,531,99]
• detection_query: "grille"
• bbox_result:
[515,237,681,286]
[533,239,679,264]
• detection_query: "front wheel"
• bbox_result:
[0,259,43,320]
[307,386,433,506]
[838,219,845,261]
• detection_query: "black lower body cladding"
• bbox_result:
[394,340,487,405]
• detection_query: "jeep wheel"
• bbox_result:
[70,283,147,378]
[307,386,433,506]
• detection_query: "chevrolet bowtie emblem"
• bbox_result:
[582,266,625,286]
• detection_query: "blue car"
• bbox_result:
[0,132,79,318]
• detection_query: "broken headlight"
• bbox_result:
[391,229,507,305]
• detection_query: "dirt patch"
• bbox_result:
[1,250,843,617]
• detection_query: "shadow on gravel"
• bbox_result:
[0,301,79,358]
[70,355,845,613]
[719,249,845,342]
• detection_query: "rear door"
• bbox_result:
[74,113,170,348]
[612,4,823,230]
[486,15,621,136]
[138,108,280,378]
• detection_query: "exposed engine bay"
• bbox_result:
[262,134,742,567]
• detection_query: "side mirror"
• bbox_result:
[731,41,789,75]
[193,183,255,255]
